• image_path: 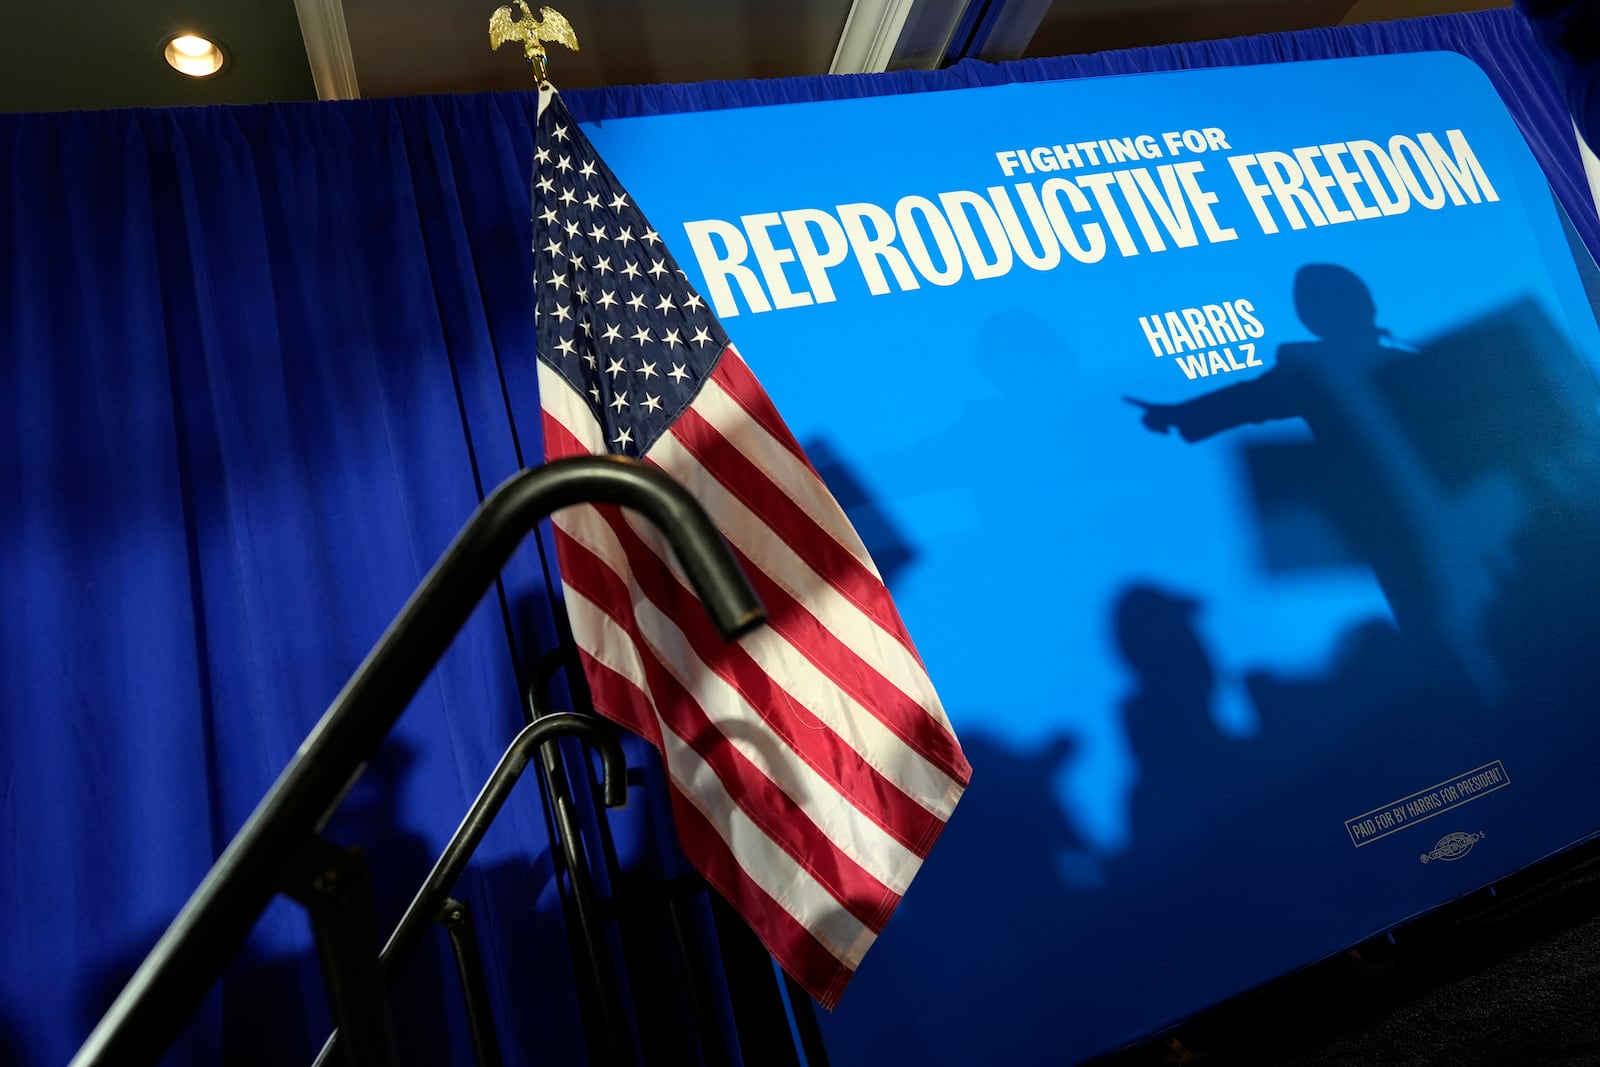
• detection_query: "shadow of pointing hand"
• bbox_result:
[1125,396,1179,436]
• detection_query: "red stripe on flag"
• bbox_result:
[576,646,858,1007]
[664,778,856,1010]
[543,407,594,460]
[624,632,902,931]
[666,405,916,651]
[562,505,947,853]
[554,522,911,923]
[703,533,971,786]
[704,349,811,466]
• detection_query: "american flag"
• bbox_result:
[530,88,971,1008]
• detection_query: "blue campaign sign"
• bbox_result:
[583,53,1600,1063]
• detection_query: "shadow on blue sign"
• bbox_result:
[831,266,1600,1065]
[803,437,918,591]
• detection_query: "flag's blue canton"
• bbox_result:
[533,95,730,457]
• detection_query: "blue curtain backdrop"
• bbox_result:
[0,8,1588,1066]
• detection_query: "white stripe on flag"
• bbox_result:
[631,594,919,896]
[556,496,927,895]
[692,374,881,579]
[616,508,962,821]
[649,427,954,734]
[657,721,876,970]
[540,361,609,451]
[564,587,877,970]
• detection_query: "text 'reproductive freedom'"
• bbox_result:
[677,127,1499,318]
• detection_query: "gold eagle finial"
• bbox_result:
[489,3,579,83]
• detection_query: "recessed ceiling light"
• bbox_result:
[164,34,226,78]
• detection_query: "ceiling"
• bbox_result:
[0,0,1511,115]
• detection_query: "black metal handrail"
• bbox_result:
[310,711,629,1067]
[70,455,765,1067]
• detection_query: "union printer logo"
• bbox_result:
[1420,831,1485,864]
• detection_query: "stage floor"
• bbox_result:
[1098,836,1600,1066]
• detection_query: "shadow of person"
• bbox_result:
[76,858,575,1067]
[316,739,461,1067]
[1127,264,1518,696]
[77,912,324,1067]
[1098,581,1308,966]
[801,436,918,591]
[1112,584,1237,872]
[79,737,487,1067]
[1097,587,1491,1022]
[1482,478,1600,713]
[1397,302,1600,716]
[1242,616,1482,801]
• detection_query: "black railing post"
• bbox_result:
[436,898,503,1067]
[281,838,398,1067]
